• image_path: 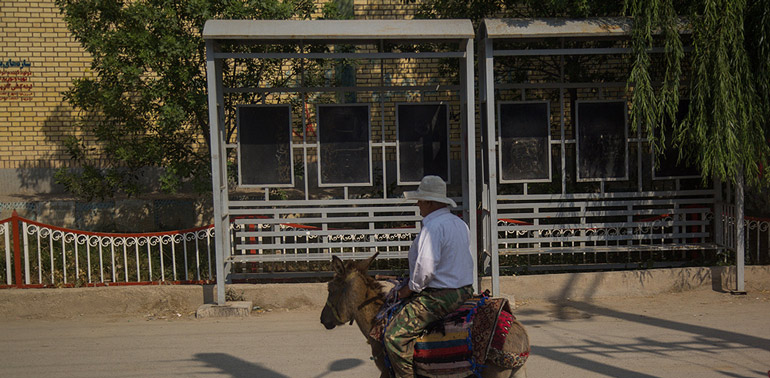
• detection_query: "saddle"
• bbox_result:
[371,295,528,377]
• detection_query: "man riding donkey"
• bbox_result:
[320,174,529,377]
[384,175,475,378]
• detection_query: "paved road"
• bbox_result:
[1,289,768,377]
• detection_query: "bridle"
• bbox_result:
[325,295,384,326]
[325,298,352,325]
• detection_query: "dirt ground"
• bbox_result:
[1,287,769,377]
[1,281,769,322]
[0,285,208,321]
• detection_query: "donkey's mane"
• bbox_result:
[349,262,386,298]
[360,270,385,296]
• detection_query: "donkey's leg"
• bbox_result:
[369,342,390,378]
[480,364,511,378]
[510,364,527,378]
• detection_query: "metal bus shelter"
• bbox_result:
[203,19,477,304]
[478,18,744,296]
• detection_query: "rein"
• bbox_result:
[358,295,384,311]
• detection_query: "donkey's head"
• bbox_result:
[320,252,379,330]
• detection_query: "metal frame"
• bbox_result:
[315,103,373,188]
[496,100,552,184]
[236,104,295,188]
[478,18,740,295]
[574,99,629,182]
[204,19,477,304]
[650,98,701,180]
[395,101,452,186]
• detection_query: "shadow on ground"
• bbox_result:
[195,353,288,378]
[195,353,364,378]
[513,273,770,377]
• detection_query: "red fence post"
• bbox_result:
[11,210,23,288]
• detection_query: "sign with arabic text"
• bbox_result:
[1,58,33,101]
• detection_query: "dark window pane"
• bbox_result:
[317,105,371,185]
[237,105,293,186]
[499,102,551,181]
[654,100,699,178]
[577,101,627,180]
[397,103,449,183]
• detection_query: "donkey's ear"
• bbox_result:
[331,255,346,276]
[356,252,380,272]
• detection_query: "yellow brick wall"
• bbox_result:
[0,0,91,170]
[0,0,421,174]
[355,0,419,19]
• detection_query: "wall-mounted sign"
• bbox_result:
[237,104,294,187]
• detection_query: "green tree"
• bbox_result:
[413,0,770,188]
[626,0,770,187]
[55,0,319,200]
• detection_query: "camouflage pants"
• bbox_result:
[383,286,474,378]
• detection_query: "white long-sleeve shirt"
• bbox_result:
[407,207,474,292]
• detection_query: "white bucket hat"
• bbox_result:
[404,175,457,207]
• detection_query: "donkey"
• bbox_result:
[320,252,529,378]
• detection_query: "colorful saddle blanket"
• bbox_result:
[412,296,528,377]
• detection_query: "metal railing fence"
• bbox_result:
[0,211,215,288]
[2,208,768,287]
[718,202,770,265]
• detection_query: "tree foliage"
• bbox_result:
[415,0,770,187]
[626,0,770,187]
[55,0,318,199]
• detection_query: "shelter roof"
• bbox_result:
[482,18,633,39]
[203,19,474,41]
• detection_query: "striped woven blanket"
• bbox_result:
[413,296,518,377]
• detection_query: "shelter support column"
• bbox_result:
[206,40,230,305]
[735,170,745,293]
[460,37,478,294]
[480,35,500,296]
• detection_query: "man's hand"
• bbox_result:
[397,285,413,300]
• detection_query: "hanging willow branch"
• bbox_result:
[627,0,770,187]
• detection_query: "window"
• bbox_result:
[498,101,552,182]
[397,103,450,184]
[653,100,699,179]
[317,104,372,186]
[237,105,294,187]
[576,100,628,181]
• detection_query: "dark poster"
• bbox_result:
[317,104,371,185]
[397,103,449,183]
[654,100,699,178]
[577,101,628,180]
[499,102,551,181]
[237,105,293,186]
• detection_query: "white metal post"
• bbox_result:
[460,37,478,294]
[481,32,500,296]
[206,40,227,305]
[736,171,745,293]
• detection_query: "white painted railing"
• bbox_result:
[1,209,768,287]
[1,211,215,288]
[745,217,770,264]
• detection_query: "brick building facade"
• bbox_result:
[0,0,420,196]
[0,0,92,194]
